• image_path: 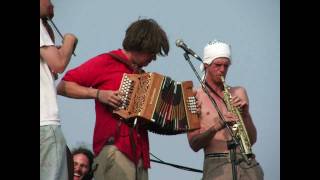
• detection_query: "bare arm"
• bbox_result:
[57,80,97,99]
[231,87,257,145]
[40,33,77,73]
[188,89,225,152]
[57,80,122,109]
[41,19,58,80]
[242,111,257,145]
[187,127,216,152]
[187,120,226,152]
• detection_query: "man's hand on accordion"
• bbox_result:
[97,90,123,109]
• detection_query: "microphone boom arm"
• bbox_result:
[176,39,202,62]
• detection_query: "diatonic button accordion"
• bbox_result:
[113,72,200,135]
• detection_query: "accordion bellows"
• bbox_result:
[113,72,200,135]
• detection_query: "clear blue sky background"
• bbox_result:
[52,0,279,179]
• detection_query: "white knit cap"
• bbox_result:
[200,40,231,72]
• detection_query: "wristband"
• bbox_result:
[96,89,100,100]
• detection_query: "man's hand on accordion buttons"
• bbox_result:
[98,90,123,109]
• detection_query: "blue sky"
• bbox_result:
[52,0,279,179]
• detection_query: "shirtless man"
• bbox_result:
[187,40,264,180]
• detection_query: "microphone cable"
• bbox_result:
[150,152,203,173]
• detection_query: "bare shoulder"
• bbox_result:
[230,86,248,98]
[232,86,246,92]
[194,87,205,98]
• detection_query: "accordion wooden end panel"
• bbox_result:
[113,72,200,135]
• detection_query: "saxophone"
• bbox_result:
[221,76,252,155]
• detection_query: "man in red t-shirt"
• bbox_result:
[57,18,169,180]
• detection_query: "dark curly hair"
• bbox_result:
[71,147,95,180]
[122,18,169,57]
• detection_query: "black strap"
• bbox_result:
[129,127,138,180]
[205,152,229,158]
[129,128,137,163]
[108,52,140,179]
[204,81,228,108]
[204,82,234,154]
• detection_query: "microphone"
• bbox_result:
[175,39,202,61]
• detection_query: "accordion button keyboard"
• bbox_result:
[119,75,135,110]
[187,96,197,114]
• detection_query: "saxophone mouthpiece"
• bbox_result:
[220,76,225,82]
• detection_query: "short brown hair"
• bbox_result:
[122,18,169,56]
[72,147,94,180]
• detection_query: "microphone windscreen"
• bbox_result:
[175,39,184,47]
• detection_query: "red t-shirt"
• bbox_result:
[62,49,150,168]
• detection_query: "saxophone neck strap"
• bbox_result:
[204,81,228,108]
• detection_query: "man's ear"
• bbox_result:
[204,63,209,69]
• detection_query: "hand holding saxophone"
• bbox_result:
[230,95,249,113]
[223,111,239,125]
[207,112,238,133]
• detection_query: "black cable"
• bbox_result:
[150,153,203,173]
[150,152,164,163]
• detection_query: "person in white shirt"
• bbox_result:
[40,0,78,179]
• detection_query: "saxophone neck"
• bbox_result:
[221,76,234,112]
[221,76,225,83]
[221,76,231,94]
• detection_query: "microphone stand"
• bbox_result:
[182,52,244,180]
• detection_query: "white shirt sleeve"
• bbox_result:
[40,18,54,48]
